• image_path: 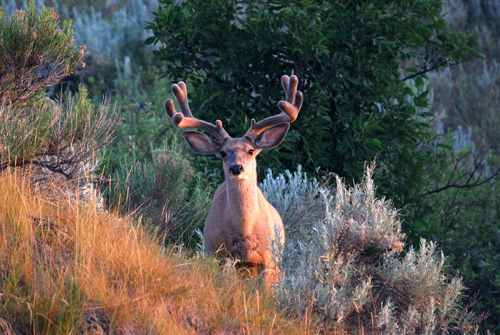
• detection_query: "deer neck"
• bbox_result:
[225,175,261,220]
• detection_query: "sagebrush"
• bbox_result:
[263,166,479,334]
[0,1,83,107]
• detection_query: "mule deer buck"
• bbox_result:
[165,75,303,287]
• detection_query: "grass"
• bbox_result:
[0,170,312,334]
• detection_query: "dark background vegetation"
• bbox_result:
[1,0,499,332]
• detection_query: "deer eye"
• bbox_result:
[219,151,227,158]
[248,149,254,155]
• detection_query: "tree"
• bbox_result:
[146,0,478,202]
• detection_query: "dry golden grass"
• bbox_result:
[0,171,314,334]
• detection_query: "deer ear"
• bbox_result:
[255,123,290,149]
[183,131,218,155]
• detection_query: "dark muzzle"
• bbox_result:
[229,165,243,175]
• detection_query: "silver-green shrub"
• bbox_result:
[266,166,478,334]
[260,165,326,241]
[71,0,157,62]
[1,87,116,179]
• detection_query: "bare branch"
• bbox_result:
[426,151,500,195]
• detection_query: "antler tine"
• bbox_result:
[165,82,230,141]
[278,74,303,122]
[245,75,303,138]
[171,81,193,117]
[281,75,297,104]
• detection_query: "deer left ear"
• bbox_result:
[254,123,290,149]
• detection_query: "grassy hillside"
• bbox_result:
[0,171,306,334]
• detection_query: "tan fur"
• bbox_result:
[203,139,285,286]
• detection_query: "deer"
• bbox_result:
[164,75,303,287]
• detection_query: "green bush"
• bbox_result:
[0,86,116,179]
[0,1,83,108]
[97,67,222,239]
[99,66,177,172]
[438,179,500,331]
[409,135,500,331]
[0,2,116,180]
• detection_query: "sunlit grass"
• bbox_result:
[0,171,310,334]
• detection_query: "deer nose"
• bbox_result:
[229,165,243,175]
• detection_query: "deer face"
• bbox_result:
[217,138,258,181]
[182,123,290,182]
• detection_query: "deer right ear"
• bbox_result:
[182,131,218,155]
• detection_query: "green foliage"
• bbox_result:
[147,0,478,192]
[408,136,500,331]
[104,140,214,247]
[408,2,500,326]
[97,66,223,234]
[0,97,53,161]
[0,0,83,108]
[100,66,177,172]
[439,179,500,331]
[0,2,115,179]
